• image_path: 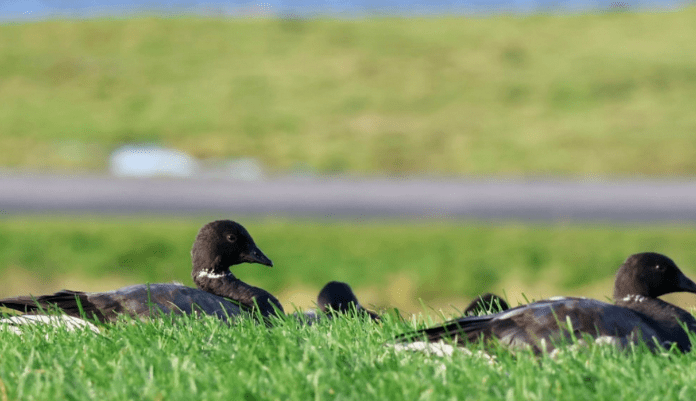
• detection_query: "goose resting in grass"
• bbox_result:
[308,281,380,321]
[0,281,377,333]
[394,253,696,354]
[462,293,509,316]
[0,220,283,323]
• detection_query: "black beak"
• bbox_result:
[243,244,273,267]
[677,271,696,294]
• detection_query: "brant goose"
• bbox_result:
[463,293,509,316]
[0,220,283,323]
[316,281,380,320]
[0,281,376,333]
[394,253,696,353]
[296,281,380,323]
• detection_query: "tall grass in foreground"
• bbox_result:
[1,312,696,400]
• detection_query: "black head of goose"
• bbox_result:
[462,293,510,316]
[394,253,696,354]
[189,220,282,317]
[296,281,380,323]
[0,220,284,322]
[317,281,380,320]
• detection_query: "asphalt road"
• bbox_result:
[2,172,696,222]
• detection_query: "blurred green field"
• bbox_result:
[1,8,696,175]
[2,217,696,314]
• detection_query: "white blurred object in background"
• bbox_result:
[110,145,198,178]
[227,158,264,181]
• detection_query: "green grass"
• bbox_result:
[2,9,696,175]
[3,217,696,312]
[2,311,696,400]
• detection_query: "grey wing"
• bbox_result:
[0,290,107,321]
[491,298,660,352]
[398,297,662,354]
[87,284,244,322]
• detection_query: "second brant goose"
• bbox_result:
[394,253,696,353]
[0,220,283,322]
[462,293,509,316]
[315,281,380,320]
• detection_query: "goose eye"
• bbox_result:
[654,264,664,271]
[226,234,237,243]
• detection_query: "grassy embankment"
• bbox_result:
[2,217,696,314]
[1,8,696,175]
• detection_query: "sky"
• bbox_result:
[0,0,690,21]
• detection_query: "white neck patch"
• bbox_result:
[197,270,231,280]
[622,294,647,303]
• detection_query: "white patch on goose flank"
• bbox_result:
[0,315,100,335]
[389,341,456,357]
[388,341,497,365]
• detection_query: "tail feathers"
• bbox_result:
[393,295,508,346]
[395,316,494,345]
[0,296,48,313]
[362,308,381,321]
[0,290,107,322]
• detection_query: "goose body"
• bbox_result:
[0,220,283,322]
[395,253,696,353]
